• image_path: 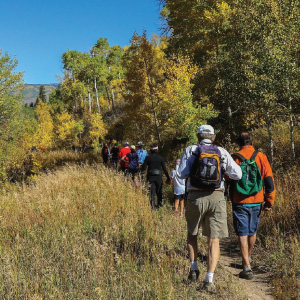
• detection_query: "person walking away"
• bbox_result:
[177,125,242,291]
[122,145,139,187]
[110,144,120,169]
[136,141,148,181]
[142,143,171,209]
[101,143,110,165]
[170,159,186,217]
[230,132,275,280]
[119,142,131,175]
[136,141,148,167]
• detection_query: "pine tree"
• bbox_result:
[39,85,47,102]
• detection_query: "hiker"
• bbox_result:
[119,142,131,174]
[136,141,148,180]
[142,143,171,209]
[122,145,139,187]
[170,159,186,217]
[230,132,275,280]
[177,125,242,291]
[101,143,110,164]
[136,141,148,168]
[110,144,120,169]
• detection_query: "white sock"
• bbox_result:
[204,272,214,283]
[244,265,251,271]
[191,261,199,271]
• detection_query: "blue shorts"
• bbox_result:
[174,194,185,200]
[232,204,262,236]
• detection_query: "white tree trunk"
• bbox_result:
[105,86,111,110]
[88,79,91,112]
[111,88,115,111]
[94,77,100,113]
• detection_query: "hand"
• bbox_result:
[263,207,272,212]
[263,204,272,211]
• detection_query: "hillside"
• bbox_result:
[20,84,58,105]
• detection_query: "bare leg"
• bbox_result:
[174,199,179,214]
[248,234,256,258]
[207,237,220,272]
[238,236,250,266]
[187,232,198,262]
[179,198,184,217]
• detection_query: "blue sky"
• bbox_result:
[0,0,162,84]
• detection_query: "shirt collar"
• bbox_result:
[240,145,254,150]
[200,139,212,145]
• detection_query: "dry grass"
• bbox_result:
[34,149,101,171]
[250,172,300,299]
[0,164,244,299]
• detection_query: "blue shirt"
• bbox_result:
[136,148,148,164]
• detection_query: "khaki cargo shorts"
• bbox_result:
[185,190,228,238]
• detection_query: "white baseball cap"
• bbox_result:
[198,125,214,134]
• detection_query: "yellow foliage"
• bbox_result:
[122,34,218,143]
[89,113,107,145]
[55,111,83,147]
[34,102,54,148]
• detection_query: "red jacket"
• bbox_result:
[232,145,275,207]
[119,147,131,168]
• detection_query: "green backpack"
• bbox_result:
[233,150,263,196]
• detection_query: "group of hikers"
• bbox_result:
[101,141,171,209]
[101,124,275,292]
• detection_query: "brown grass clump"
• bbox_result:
[0,164,243,299]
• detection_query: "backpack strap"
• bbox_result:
[233,153,246,162]
[250,150,259,161]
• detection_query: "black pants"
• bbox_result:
[148,176,163,209]
[102,155,109,164]
[121,166,129,176]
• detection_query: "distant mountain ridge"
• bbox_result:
[21,84,59,105]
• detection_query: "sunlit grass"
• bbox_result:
[252,172,300,299]
[0,164,243,299]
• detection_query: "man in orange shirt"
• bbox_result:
[231,132,275,280]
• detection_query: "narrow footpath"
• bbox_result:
[219,238,274,300]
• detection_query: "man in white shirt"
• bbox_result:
[177,125,242,291]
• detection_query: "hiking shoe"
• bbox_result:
[239,269,253,280]
[202,281,216,293]
[188,269,200,282]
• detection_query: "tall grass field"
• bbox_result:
[0,164,243,299]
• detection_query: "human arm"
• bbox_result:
[260,153,275,208]
[177,146,196,179]
[160,157,170,181]
[141,156,149,172]
[221,148,242,180]
[170,170,176,184]
[121,154,127,162]
[170,170,175,179]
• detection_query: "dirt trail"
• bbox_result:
[219,238,274,300]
